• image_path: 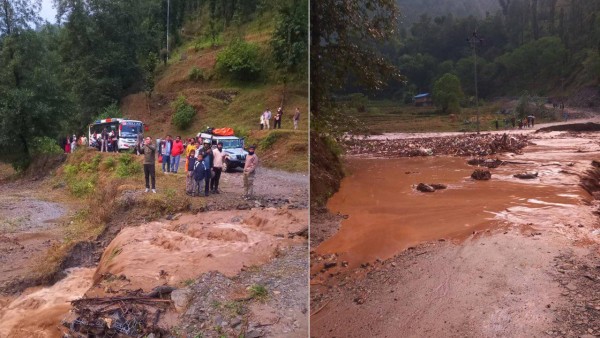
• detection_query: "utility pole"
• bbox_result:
[467,30,484,134]
[166,0,170,61]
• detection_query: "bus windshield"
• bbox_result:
[120,122,143,139]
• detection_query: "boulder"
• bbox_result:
[471,169,491,180]
[171,288,192,313]
[513,172,538,179]
[416,183,435,192]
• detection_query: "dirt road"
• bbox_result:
[311,125,600,337]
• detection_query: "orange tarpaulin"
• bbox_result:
[212,128,234,136]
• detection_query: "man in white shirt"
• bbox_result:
[211,142,228,193]
[263,109,271,129]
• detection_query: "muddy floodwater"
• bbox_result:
[319,154,590,266]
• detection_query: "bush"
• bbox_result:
[194,35,223,51]
[31,136,63,155]
[96,102,122,121]
[259,131,284,150]
[188,67,205,81]
[115,154,142,178]
[64,164,79,176]
[171,95,196,130]
[69,177,96,197]
[216,39,261,81]
[103,157,116,171]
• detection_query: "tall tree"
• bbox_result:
[311,0,402,135]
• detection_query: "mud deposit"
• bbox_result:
[312,130,600,337]
[92,209,307,292]
[319,151,591,267]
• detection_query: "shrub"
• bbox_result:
[103,157,116,171]
[248,284,268,301]
[171,95,196,130]
[188,67,205,81]
[115,154,142,178]
[31,136,63,155]
[69,177,96,197]
[216,39,261,81]
[96,102,122,121]
[259,131,284,150]
[194,34,223,51]
[64,164,79,177]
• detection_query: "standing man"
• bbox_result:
[161,135,172,173]
[211,142,228,194]
[293,107,300,130]
[263,108,271,130]
[142,137,157,193]
[101,128,108,152]
[170,136,184,173]
[243,145,259,199]
[274,107,283,129]
[202,139,214,196]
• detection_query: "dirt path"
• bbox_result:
[311,128,600,337]
[204,166,308,210]
[0,180,73,294]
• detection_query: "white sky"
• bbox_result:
[39,0,57,23]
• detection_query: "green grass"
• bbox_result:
[351,100,561,133]
[248,284,268,302]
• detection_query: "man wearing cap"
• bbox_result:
[243,145,259,198]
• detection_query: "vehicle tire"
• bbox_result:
[223,159,231,172]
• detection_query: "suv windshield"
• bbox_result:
[220,139,242,149]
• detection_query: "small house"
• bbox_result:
[413,93,433,107]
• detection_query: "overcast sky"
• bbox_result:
[40,0,57,23]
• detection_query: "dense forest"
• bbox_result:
[396,0,499,26]
[0,0,306,170]
[354,0,600,104]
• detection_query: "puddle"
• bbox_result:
[318,155,590,267]
[0,268,94,338]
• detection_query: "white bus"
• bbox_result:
[88,118,144,151]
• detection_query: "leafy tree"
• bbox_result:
[215,39,261,81]
[311,0,402,137]
[0,1,69,170]
[432,73,463,114]
[270,0,308,75]
[171,95,196,130]
[96,102,122,121]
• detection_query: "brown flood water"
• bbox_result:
[319,156,588,267]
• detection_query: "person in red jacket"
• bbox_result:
[170,135,185,173]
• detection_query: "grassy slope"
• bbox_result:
[351,100,563,134]
[120,12,308,172]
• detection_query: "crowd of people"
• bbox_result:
[141,134,259,199]
[89,128,120,152]
[62,134,88,153]
[260,107,301,130]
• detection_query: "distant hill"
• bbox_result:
[397,0,500,26]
